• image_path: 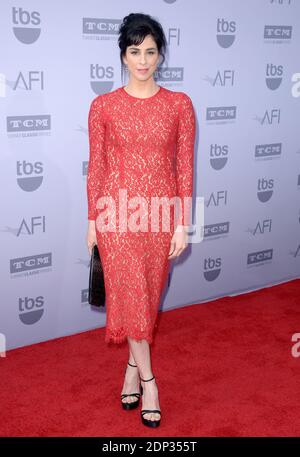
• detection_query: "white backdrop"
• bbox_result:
[1,0,300,352]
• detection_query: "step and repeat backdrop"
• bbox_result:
[1,0,299,352]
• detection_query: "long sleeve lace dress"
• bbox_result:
[87,85,196,344]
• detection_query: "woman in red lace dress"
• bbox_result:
[86,13,196,428]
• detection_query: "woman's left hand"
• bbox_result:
[168,225,189,259]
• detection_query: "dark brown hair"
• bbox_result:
[118,13,167,84]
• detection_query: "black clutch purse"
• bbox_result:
[88,244,105,307]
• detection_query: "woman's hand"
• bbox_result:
[168,225,189,259]
[87,220,97,256]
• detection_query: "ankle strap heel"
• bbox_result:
[140,375,161,428]
[140,375,155,382]
[120,361,142,411]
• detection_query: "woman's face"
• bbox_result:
[123,34,160,82]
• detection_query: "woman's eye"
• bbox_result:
[130,51,155,55]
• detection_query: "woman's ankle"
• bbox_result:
[140,373,155,382]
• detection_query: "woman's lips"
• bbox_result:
[137,69,148,73]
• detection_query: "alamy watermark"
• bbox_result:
[291,333,300,358]
[93,189,204,243]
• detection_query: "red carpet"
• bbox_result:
[1,278,300,437]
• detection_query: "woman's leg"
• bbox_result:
[127,337,161,422]
[128,347,136,365]
[120,345,140,405]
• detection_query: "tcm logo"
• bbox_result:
[264,25,292,41]
[204,222,230,239]
[82,18,121,36]
[216,18,236,48]
[265,64,283,90]
[203,257,221,281]
[12,7,41,44]
[17,161,43,191]
[257,178,274,202]
[255,143,282,160]
[291,333,300,358]
[10,252,52,275]
[210,145,229,170]
[206,106,237,123]
[19,296,44,324]
[155,67,184,83]
[247,249,273,266]
[270,0,292,4]
[7,115,51,135]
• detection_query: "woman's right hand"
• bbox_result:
[87,220,97,256]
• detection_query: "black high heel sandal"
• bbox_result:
[140,375,161,427]
[120,362,143,410]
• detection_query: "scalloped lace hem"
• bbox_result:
[104,328,154,345]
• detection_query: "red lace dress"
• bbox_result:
[87,85,196,344]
